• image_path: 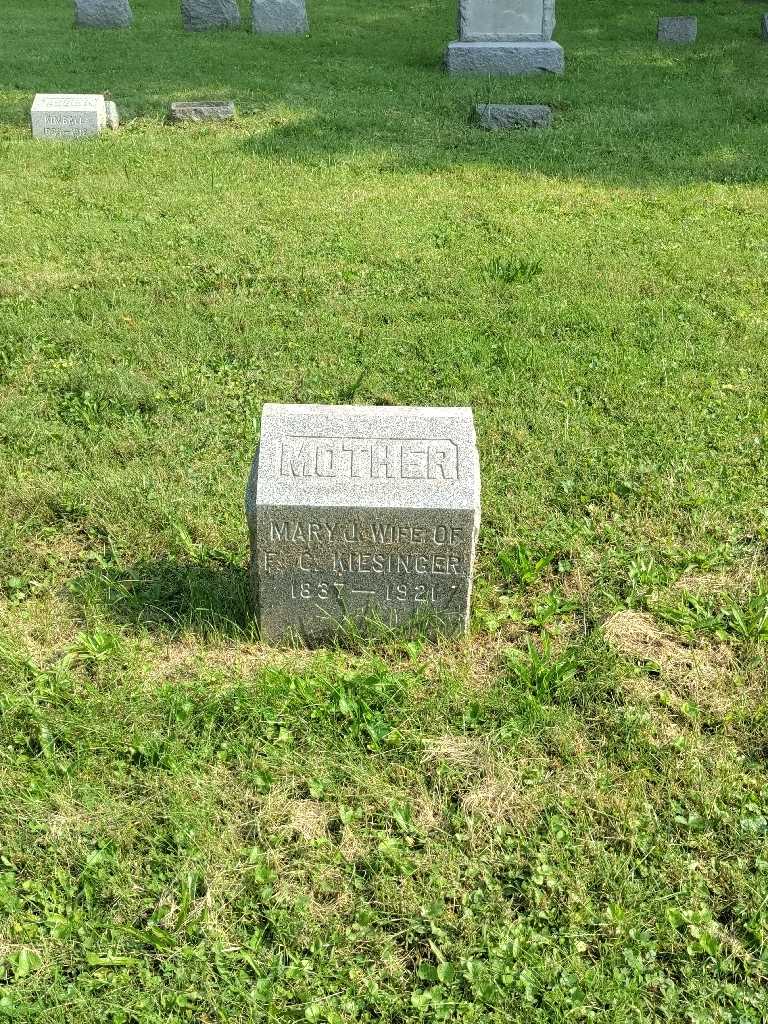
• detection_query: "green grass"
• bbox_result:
[1,0,768,1020]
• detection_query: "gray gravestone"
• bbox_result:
[169,100,236,122]
[181,0,240,31]
[31,94,109,140]
[762,14,768,40]
[251,0,308,34]
[657,16,697,43]
[74,0,133,28]
[446,0,564,75]
[473,103,552,128]
[247,404,481,643]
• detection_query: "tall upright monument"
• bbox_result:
[445,0,564,75]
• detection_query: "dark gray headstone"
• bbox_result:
[473,103,552,129]
[657,16,698,43]
[169,100,236,122]
[251,0,309,34]
[181,0,241,31]
[74,0,133,28]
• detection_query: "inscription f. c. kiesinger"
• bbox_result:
[279,436,459,481]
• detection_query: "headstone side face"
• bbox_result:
[762,14,768,41]
[247,405,481,643]
[657,16,697,44]
[31,94,108,140]
[181,0,241,31]
[459,0,555,42]
[251,0,309,34]
[74,0,133,28]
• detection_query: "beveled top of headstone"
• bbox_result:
[32,93,106,113]
[253,404,480,511]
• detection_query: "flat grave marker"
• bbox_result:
[31,94,109,140]
[657,16,698,43]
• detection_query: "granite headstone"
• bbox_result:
[169,100,236,122]
[182,0,241,31]
[446,0,564,75]
[762,14,768,41]
[473,102,552,129]
[657,16,697,43]
[74,0,133,28]
[247,404,481,642]
[31,94,109,140]
[251,0,308,34]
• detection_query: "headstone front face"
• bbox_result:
[251,0,309,34]
[31,94,108,140]
[181,0,241,31]
[446,0,563,74]
[74,0,133,28]
[657,16,697,44]
[169,100,236,122]
[459,0,555,42]
[247,404,481,643]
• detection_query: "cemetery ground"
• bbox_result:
[1,0,767,1020]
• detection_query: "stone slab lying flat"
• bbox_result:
[473,103,552,129]
[247,404,481,643]
[181,0,241,31]
[446,40,564,75]
[657,16,697,43]
[251,0,308,34]
[31,94,108,140]
[169,100,236,123]
[459,0,556,42]
[74,0,133,28]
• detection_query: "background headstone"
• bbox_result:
[74,0,133,28]
[251,0,309,34]
[31,94,108,140]
[762,13,768,40]
[657,16,697,43]
[247,404,481,643]
[446,0,564,75]
[473,103,552,129]
[181,0,241,31]
[169,100,236,122]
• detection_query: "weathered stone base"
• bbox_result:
[472,103,552,129]
[445,40,564,76]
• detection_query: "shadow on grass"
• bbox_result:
[79,555,256,640]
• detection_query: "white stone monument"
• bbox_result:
[246,404,481,643]
[446,0,564,75]
[31,94,111,140]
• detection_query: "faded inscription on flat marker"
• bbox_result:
[31,94,108,140]
[246,404,481,643]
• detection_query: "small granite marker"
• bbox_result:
[31,94,112,140]
[251,0,308,34]
[473,103,552,129]
[247,404,481,643]
[446,0,564,75]
[657,16,697,43]
[169,100,236,122]
[181,0,241,31]
[74,0,133,28]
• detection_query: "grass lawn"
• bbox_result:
[1,0,768,1019]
